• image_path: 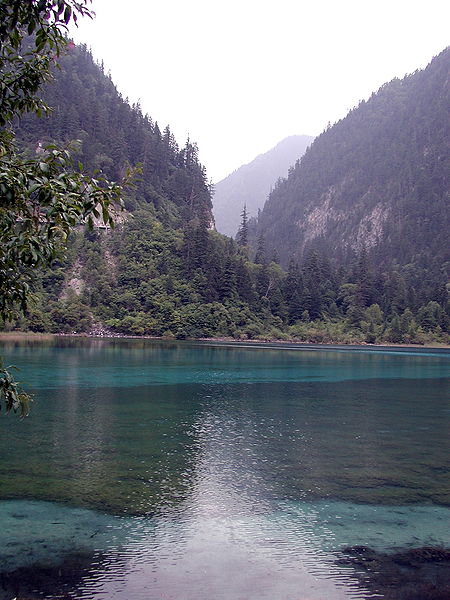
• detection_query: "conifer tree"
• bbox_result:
[237,205,249,247]
[255,233,267,265]
[284,260,304,323]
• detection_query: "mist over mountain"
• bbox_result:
[213,135,313,237]
[254,48,449,275]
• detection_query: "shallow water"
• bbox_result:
[0,338,449,599]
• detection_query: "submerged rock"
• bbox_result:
[0,550,100,600]
[338,545,450,599]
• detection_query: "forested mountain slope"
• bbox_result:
[7,44,449,345]
[15,44,213,228]
[255,48,449,274]
[11,44,285,339]
[213,135,313,237]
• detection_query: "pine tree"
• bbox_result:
[255,233,267,265]
[302,250,324,319]
[235,258,254,304]
[237,205,249,247]
[284,259,304,323]
[353,247,374,307]
[218,258,238,300]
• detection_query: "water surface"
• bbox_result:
[0,338,449,599]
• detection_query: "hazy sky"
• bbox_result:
[71,0,449,182]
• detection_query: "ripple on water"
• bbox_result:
[1,499,449,599]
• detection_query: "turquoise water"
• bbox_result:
[0,338,449,599]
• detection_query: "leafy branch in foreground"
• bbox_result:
[0,1,129,415]
[0,0,94,126]
[0,360,32,417]
[0,137,127,320]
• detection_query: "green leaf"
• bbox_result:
[64,6,72,24]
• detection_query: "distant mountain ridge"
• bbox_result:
[213,135,313,237]
[254,48,450,276]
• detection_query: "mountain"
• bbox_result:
[10,44,287,339]
[14,43,213,229]
[254,48,450,276]
[7,44,449,345]
[213,135,313,237]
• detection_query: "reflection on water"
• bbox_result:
[4,337,450,389]
[0,338,449,599]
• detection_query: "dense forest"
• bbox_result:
[4,44,449,345]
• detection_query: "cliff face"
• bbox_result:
[254,48,450,270]
[213,135,313,237]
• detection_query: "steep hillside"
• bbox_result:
[10,44,287,339]
[213,135,313,236]
[15,43,213,228]
[7,43,449,345]
[255,48,449,274]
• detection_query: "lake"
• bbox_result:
[0,337,449,599]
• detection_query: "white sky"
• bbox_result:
[70,0,449,182]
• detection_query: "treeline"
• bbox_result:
[10,217,449,345]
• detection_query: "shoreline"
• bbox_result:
[1,330,449,350]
